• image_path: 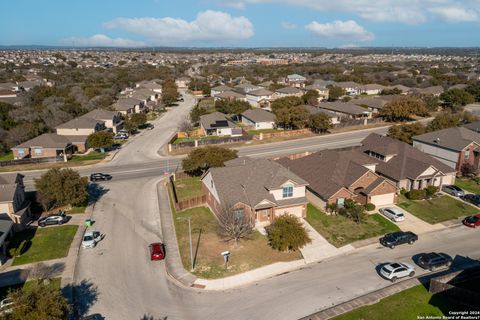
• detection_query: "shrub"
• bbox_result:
[405,189,427,200]
[400,188,407,195]
[364,203,376,211]
[425,185,439,198]
[266,214,311,252]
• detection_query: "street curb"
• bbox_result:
[156,181,197,288]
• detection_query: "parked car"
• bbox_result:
[460,194,480,206]
[82,231,103,249]
[379,262,415,282]
[442,185,465,197]
[463,213,480,228]
[80,314,103,320]
[379,231,418,249]
[0,298,14,315]
[145,123,154,130]
[90,173,112,182]
[417,252,453,270]
[38,212,68,227]
[379,207,405,222]
[149,242,165,260]
[113,133,128,140]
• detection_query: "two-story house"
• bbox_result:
[201,157,309,227]
[0,174,30,228]
[285,74,306,88]
[246,89,274,109]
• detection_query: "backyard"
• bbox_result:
[10,225,78,266]
[173,206,302,279]
[173,176,203,202]
[306,204,400,247]
[397,195,478,224]
[333,284,464,320]
[0,152,13,161]
[455,178,480,194]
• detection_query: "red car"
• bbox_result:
[149,242,165,260]
[463,214,480,228]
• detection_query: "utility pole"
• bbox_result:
[188,217,194,271]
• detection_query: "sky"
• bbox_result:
[0,0,479,48]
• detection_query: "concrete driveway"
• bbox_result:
[377,205,444,234]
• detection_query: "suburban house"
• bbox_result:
[246,88,274,109]
[303,105,340,125]
[387,84,413,94]
[305,81,331,101]
[241,108,276,129]
[233,84,261,95]
[412,127,480,172]
[12,133,73,160]
[211,85,232,98]
[175,77,190,88]
[274,87,303,99]
[414,86,444,97]
[285,74,306,88]
[359,84,386,95]
[0,173,31,228]
[137,80,162,93]
[81,109,123,133]
[317,102,371,119]
[215,90,247,102]
[350,96,399,114]
[199,112,242,137]
[277,149,398,209]
[335,81,361,95]
[113,97,144,115]
[359,134,457,190]
[55,117,104,153]
[201,157,309,227]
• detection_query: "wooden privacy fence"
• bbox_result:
[0,156,64,167]
[169,174,207,211]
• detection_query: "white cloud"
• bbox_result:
[281,22,297,29]
[104,10,254,45]
[220,0,480,24]
[63,34,145,47]
[306,20,374,41]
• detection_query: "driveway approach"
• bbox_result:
[75,176,480,319]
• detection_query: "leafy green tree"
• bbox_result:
[380,96,428,122]
[189,104,208,125]
[188,79,211,95]
[380,88,402,95]
[327,86,345,101]
[440,89,475,109]
[182,146,238,175]
[309,113,332,133]
[271,96,303,113]
[161,79,179,106]
[266,214,311,251]
[35,168,88,208]
[124,113,147,131]
[302,90,319,105]
[86,131,113,149]
[274,108,291,130]
[214,99,251,115]
[6,279,70,320]
[465,82,480,102]
[427,111,477,131]
[387,122,427,144]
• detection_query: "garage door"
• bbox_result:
[275,206,304,218]
[370,193,395,206]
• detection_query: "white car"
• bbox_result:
[380,207,405,222]
[81,231,103,249]
[0,297,14,314]
[379,262,415,282]
[113,133,128,140]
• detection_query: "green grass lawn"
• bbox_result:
[306,204,400,247]
[455,178,480,194]
[333,284,464,320]
[173,176,203,201]
[0,278,61,300]
[67,206,86,214]
[11,225,78,266]
[70,151,107,162]
[172,206,302,279]
[0,152,13,161]
[397,195,478,224]
[173,135,232,144]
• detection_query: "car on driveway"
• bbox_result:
[442,185,465,197]
[379,207,405,222]
[379,231,418,249]
[113,133,128,140]
[38,212,69,227]
[417,252,452,270]
[463,213,480,228]
[82,231,103,249]
[90,173,112,182]
[460,194,480,206]
[149,242,165,260]
[379,262,415,282]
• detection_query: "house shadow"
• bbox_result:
[88,184,109,204]
[63,279,99,318]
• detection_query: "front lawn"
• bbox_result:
[0,278,61,300]
[11,225,78,266]
[455,178,480,194]
[397,195,477,224]
[0,152,13,161]
[333,284,463,320]
[67,206,86,214]
[173,176,203,201]
[70,151,107,162]
[173,206,302,279]
[306,204,400,247]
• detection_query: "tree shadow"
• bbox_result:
[140,314,168,320]
[30,262,66,279]
[63,279,99,318]
[88,183,109,204]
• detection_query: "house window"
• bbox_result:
[233,208,244,220]
[282,184,293,198]
[210,180,214,188]
[18,149,25,156]
[34,148,42,155]
[465,149,470,159]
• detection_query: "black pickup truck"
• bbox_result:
[379,231,418,249]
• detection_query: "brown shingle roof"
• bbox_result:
[241,109,275,123]
[413,127,480,152]
[13,133,71,149]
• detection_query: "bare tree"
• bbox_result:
[179,117,194,137]
[217,205,253,247]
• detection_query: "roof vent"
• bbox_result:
[434,138,440,144]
